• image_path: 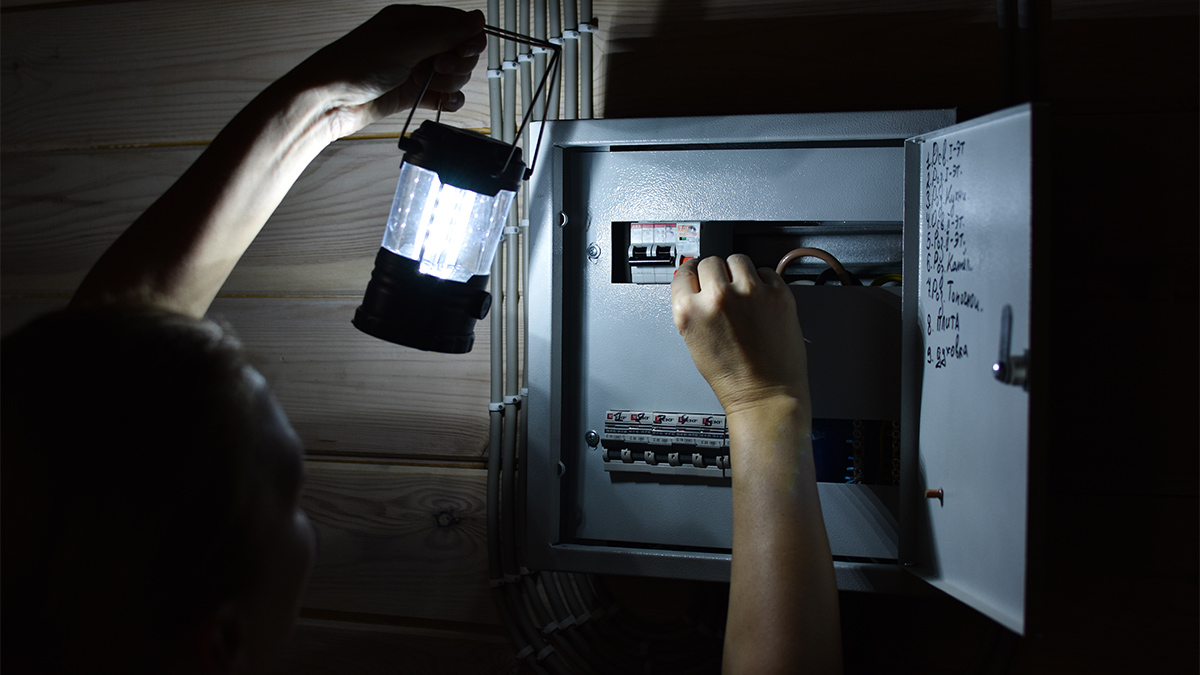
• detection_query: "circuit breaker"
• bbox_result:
[524,107,1040,634]
[621,222,700,283]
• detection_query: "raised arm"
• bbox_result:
[71,5,486,317]
[671,254,842,675]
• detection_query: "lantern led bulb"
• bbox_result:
[381,163,515,283]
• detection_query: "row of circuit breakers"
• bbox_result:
[598,410,732,478]
[599,408,901,485]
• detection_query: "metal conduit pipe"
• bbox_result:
[505,230,520,397]
[498,0,521,585]
[533,0,547,121]
[503,0,518,146]
[486,0,515,584]
[538,575,640,675]
[550,573,640,673]
[546,0,561,119]
[541,573,630,675]
[500,404,519,578]
[519,0,533,125]
[488,0,504,138]
[580,0,593,119]
[562,0,578,119]
[486,5,561,672]
[536,573,600,664]
[487,411,548,674]
[499,594,555,675]
[504,582,570,673]
[521,575,595,674]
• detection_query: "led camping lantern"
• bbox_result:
[352,121,524,353]
[353,24,558,354]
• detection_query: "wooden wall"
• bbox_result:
[1,0,533,671]
[3,1,1196,673]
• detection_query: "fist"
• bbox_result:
[670,255,811,416]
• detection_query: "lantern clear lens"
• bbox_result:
[381,163,516,283]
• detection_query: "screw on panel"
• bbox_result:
[586,242,601,261]
[584,430,600,447]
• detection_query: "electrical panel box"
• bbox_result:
[524,106,1041,634]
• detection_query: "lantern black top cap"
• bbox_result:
[397,121,525,197]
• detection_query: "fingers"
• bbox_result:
[696,255,732,290]
[756,265,787,289]
[670,258,701,333]
[672,258,701,295]
[726,254,760,292]
[373,6,486,66]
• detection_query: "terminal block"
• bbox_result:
[627,222,701,284]
[600,409,730,478]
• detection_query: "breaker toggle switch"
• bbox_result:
[627,222,701,284]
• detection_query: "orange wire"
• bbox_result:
[774,247,854,285]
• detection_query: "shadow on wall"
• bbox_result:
[601,0,1004,119]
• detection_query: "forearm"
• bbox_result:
[71,80,340,317]
[724,396,842,674]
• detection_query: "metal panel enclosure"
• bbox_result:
[525,111,954,586]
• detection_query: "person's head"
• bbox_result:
[1,306,315,674]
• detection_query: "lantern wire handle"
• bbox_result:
[399,68,437,142]
[395,26,561,179]
[483,24,561,179]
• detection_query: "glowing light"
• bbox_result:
[381,163,515,283]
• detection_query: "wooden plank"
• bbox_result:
[271,618,527,675]
[2,145,202,296]
[0,0,492,150]
[2,139,404,296]
[1,0,617,151]
[0,297,497,459]
[214,297,493,459]
[299,461,500,624]
[3,134,544,297]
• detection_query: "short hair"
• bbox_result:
[2,306,286,673]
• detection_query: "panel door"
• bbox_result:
[901,104,1038,634]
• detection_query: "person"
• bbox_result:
[2,6,487,674]
[673,255,843,674]
[2,4,842,673]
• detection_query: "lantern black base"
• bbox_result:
[353,248,491,354]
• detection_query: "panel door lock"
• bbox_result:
[992,304,1029,391]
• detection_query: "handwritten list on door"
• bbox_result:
[922,137,981,371]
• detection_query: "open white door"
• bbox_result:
[901,104,1040,634]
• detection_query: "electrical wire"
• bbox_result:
[775,246,857,286]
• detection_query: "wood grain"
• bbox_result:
[2,136,540,297]
[0,297,495,460]
[214,297,494,460]
[2,140,404,296]
[299,461,500,624]
[1,0,485,150]
[0,0,618,151]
